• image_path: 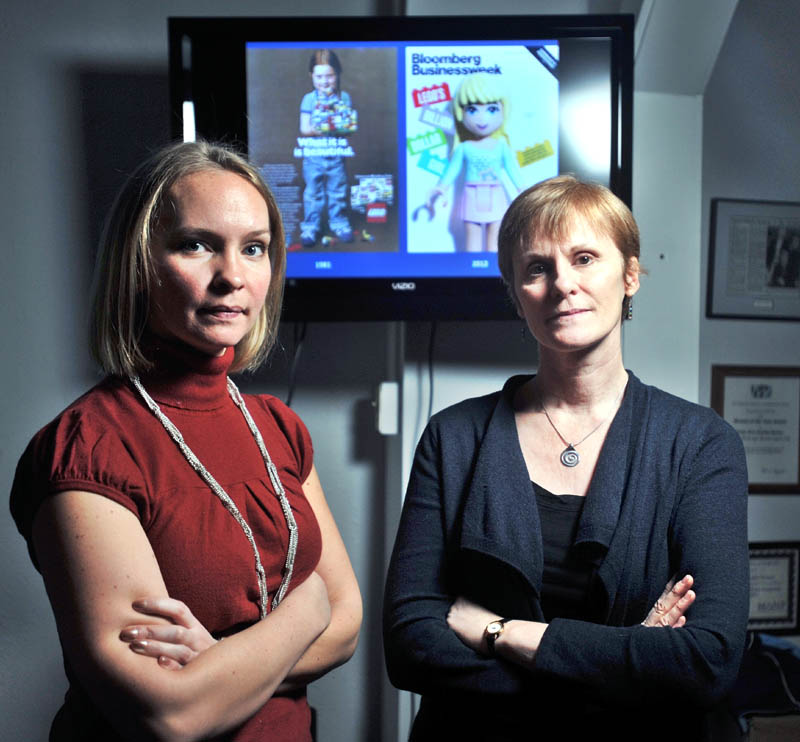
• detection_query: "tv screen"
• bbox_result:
[169,15,633,321]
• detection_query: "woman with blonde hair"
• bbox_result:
[385,175,748,740]
[11,140,361,741]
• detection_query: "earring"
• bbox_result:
[625,298,633,321]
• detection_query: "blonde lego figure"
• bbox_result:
[428,73,525,252]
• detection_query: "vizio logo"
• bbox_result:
[391,282,416,291]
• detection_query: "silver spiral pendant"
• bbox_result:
[560,445,580,467]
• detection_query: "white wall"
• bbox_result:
[626,91,703,401]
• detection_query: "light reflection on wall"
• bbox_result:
[182,101,196,142]
[557,37,612,187]
[561,83,611,182]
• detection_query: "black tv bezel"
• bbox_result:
[168,15,633,322]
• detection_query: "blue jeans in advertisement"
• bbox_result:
[301,156,351,236]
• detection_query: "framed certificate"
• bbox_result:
[711,365,800,493]
[748,542,800,633]
[707,198,800,320]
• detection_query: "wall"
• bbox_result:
[700,0,800,542]
[626,92,703,401]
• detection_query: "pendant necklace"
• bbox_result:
[130,375,298,619]
[537,382,626,468]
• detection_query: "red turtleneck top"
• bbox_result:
[10,340,322,741]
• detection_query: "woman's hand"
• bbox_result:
[447,596,499,654]
[642,574,696,628]
[120,597,218,670]
[120,572,331,671]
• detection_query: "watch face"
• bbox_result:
[487,621,503,635]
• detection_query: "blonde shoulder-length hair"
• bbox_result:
[89,140,286,376]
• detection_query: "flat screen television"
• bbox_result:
[168,15,633,321]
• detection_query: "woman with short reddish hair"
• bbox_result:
[384,175,748,740]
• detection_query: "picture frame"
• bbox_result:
[707,198,800,320]
[748,542,800,634]
[711,365,800,494]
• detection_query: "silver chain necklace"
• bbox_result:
[537,382,626,468]
[130,375,298,619]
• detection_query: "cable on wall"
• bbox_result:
[285,321,307,408]
[426,321,437,423]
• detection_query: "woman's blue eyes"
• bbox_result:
[243,244,267,257]
[177,241,267,257]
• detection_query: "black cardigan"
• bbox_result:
[383,372,749,739]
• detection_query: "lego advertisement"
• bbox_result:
[247,46,397,256]
[405,45,559,254]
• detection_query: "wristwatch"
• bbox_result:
[485,618,509,654]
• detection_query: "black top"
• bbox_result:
[533,482,596,622]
